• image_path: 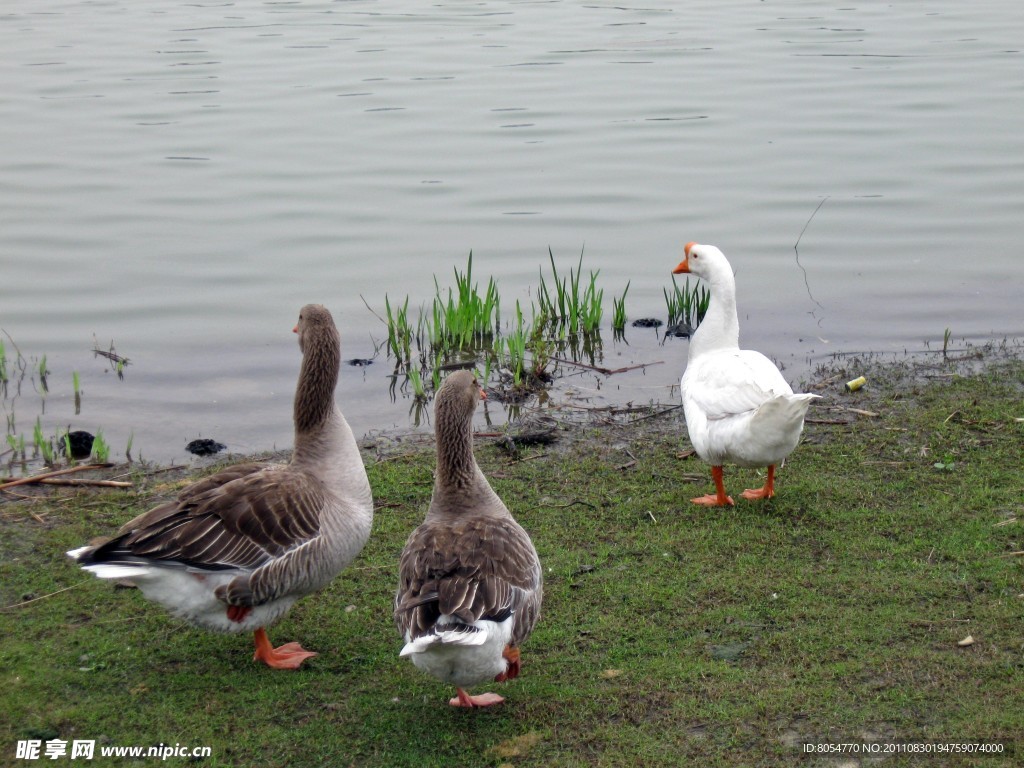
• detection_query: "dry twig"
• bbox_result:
[0,464,113,492]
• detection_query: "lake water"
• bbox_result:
[2,0,1022,466]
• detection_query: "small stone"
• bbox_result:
[186,438,226,456]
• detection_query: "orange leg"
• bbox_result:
[691,465,735,507]
[741,465,776,500]
[495,646,521,682]
[251,627,318,670]
[449,687,506,708]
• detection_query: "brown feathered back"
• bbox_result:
[395,370,542,649]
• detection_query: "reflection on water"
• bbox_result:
[2,0,1022,465]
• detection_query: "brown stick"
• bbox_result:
[35,478,132,488]
[831,406,880,418]
[550,357,664,375]
[0,464,113,491]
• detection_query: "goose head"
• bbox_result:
[672,242,729,281]
[435,370,486,424]
[293,304,336,353]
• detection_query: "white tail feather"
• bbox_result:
[81,563,151,580]
[400,626,489,657]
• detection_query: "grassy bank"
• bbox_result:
[1,354,1022,767]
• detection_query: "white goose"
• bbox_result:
[394,370,542,708]
[67,305,373,669]
[674,243,819,506]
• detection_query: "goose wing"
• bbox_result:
[686,350,793,421]
[395,515,542,647]
[82,464,326,571]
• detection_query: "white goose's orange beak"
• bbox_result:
[673,241,698,274]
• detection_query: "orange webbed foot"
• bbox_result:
[449,688,505,708]
[741,466,776,501]
[691,465,734,506]
[252,628,318,670]
[691,493,735,507]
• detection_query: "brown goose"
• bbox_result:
[394,370,542,708]
[67,305,373,669]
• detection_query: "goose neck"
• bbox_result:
[294,329,340,435]
[690,270,739,356]
[433,408,479,501]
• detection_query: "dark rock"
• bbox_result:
[346,358,374,367]
[186,438,226,456]
[58,430,94,459]
[632,318,663,328]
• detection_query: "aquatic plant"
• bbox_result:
[536,248,603,338]
[72,371,82,415]
[377,249,632,402]
[407,367,427,402]
[384,295,414,365]
[612,281,629,336]
[37,355,49,395]
[0,340,8,398]
[504,302,527,387]
[664,274,710,331]
[426,252,500,351]
[91,430,110,463]
[32,417,55,465]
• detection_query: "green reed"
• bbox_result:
[91,430,110,463]
[38,355,49,395]
[384,295,414,365]
[612,281,629,335]
[32,417,55,465]
[504,301,527,387]
[426,252,500,350]
[536,248,604,338]
[407,367,427,402]
[664,274,710,330]
[379,249,631,401]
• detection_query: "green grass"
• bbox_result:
[1,357,1022,766]
[665,274,710,331]
[380,250,617,400]
[536,248,603,337]
[611,281,629,337]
